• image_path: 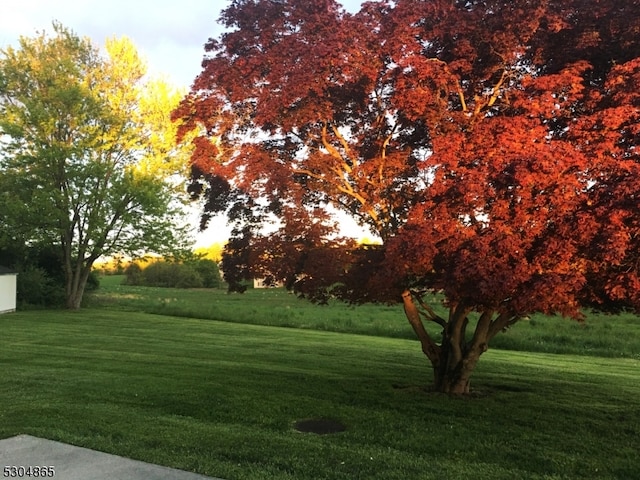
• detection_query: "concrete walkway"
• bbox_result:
[0,435,222,480]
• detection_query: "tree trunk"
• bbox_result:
[431,338,484,394]
[65,264,92,310]
[402,290,493,395]
[66,290,85,310]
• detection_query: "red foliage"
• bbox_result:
[174,0,640,392]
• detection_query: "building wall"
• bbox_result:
[253,278,285,289]
[0,274,17,314]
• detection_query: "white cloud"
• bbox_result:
[1,0,364,88]
[1,0,226,87]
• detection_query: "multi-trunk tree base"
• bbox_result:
[401,290,520,395]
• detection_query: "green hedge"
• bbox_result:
[124,259,221,289]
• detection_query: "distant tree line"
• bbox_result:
[124,258,222,289]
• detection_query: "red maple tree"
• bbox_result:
[174,0,640,394]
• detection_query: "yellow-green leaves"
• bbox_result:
[133,78,193,181]
[92,36,193,184]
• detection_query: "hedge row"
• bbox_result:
[124,259,222,289]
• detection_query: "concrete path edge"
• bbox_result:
[0,434,222,480]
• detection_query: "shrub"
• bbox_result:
[16,266,65,307]
[124,262,144,285]
[142,261,178,287]
[123,259,221,289]
[141,261,204,289]
[85,270,100,291]
[175,264,204,289]
[191,259,222,288]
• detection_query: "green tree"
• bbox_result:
[191,258,222,288]
[0,23,192,309]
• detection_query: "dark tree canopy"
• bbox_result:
[175,0,640,393]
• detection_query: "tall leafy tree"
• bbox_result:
[175,0,640,393]
[0,23,191,309]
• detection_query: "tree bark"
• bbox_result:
[65,263,93,309]
[402,291,491,395]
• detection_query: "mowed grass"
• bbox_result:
[88,275,640,359]
[1,309,640,479]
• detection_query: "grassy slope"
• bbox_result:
[1,309,639,479]
[88,275,640,359]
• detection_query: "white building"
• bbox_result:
[253,277,285,289]
[0,266,17,314]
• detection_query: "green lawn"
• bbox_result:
[1,309,639,479]
[88,275,640,359]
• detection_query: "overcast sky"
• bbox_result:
[0,0,364,89]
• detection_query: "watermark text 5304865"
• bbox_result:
[3,466,55,477]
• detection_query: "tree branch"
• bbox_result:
[448,302,470,367]
[427,57,467,112]
[402,290,441,364]
[320,122,346,166]
[473,68,508,117]
[411,290,448,328]
[330,123,353,167]
[468,309,493,354]
[487,312,521,340]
